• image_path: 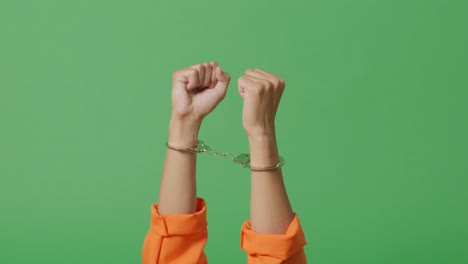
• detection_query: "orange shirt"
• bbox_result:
[142,198,307,263]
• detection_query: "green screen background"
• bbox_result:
[1,0,467,263]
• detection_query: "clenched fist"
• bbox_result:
[171,62,231,121]
[238,69,285,138]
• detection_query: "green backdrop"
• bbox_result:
[1,0,467,263]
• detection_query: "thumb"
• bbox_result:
[213,66,230,95]
[172,68,200,92]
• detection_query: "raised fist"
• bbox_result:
[238,69,285,138]
[171,62,231,121]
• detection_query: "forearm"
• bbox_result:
[248,132,294,234]
[143,62,229,263]
[157,116,201,215]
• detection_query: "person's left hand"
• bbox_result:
[237,68,285,139]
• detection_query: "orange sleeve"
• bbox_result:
[240,214,307,264]
[142,198,208,264]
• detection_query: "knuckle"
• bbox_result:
[188,68,198,75]
[279,78,285,87]
[261,80,272,88]
[172,69,185,79]
[193,64,204,71]
[239,75,249,82]
[273,78,282,88]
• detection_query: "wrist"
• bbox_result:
[168,114,202,147]
[248,133,280,167]
[244,123,276,141]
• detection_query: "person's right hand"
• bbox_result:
[171,62,231,122]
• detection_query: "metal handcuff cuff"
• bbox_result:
[166,140,285,171]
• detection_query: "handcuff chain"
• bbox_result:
[167,139,284,171]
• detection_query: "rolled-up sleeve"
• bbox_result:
[142,198,208,264]
[240,214,307,263]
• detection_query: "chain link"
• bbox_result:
[204,148,238,161]
[169,139,284,170]
[197,140,251,165]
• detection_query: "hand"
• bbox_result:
[238,69,285,139]
[171,62,231,122]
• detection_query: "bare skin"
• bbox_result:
[158,63,294,235]
[158,61,230,215]
[239,69,294,234]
